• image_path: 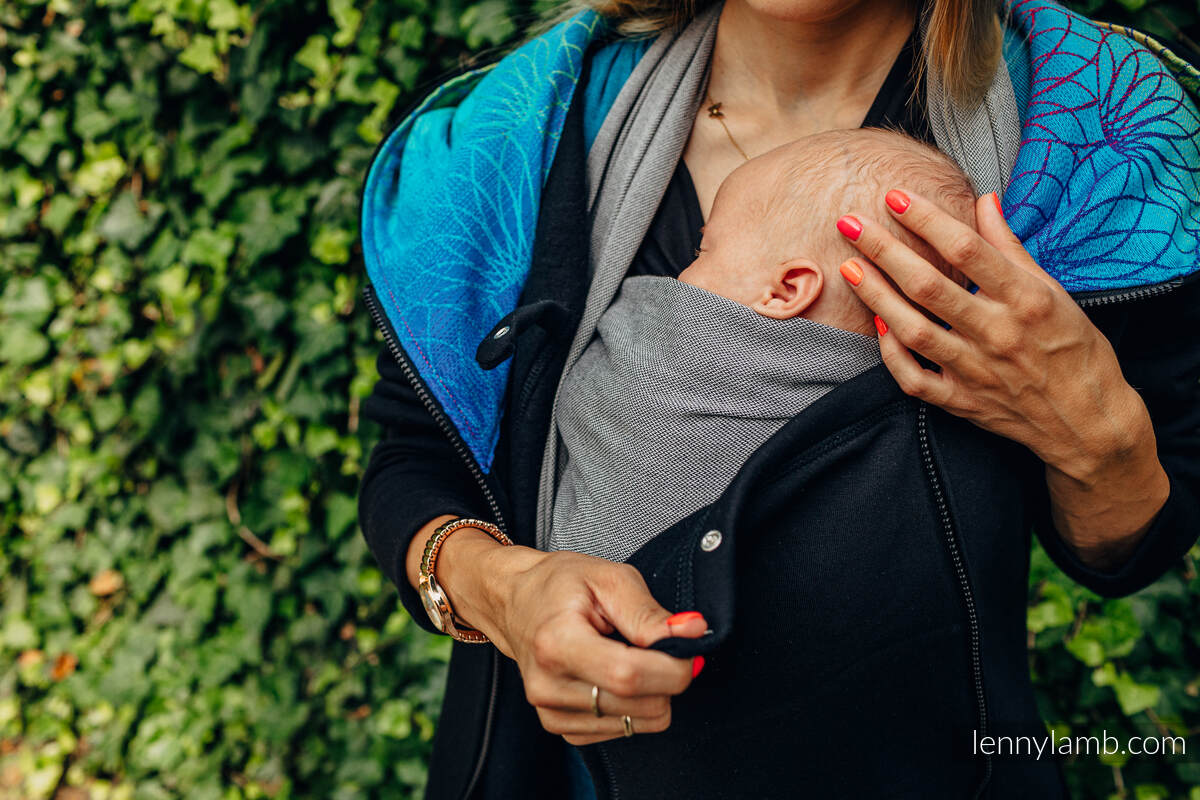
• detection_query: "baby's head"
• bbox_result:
[678,128,976,336]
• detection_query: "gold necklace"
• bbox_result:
[704,92,751,161]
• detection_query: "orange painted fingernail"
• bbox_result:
[839,259,864,286]
[885,190,910,214]
[874,315,888,336]
[836,215,863,240]
[667,611,703,626]
[692,656,705,678]
[991,192,1003,215]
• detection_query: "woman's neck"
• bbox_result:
[707,0,917,128]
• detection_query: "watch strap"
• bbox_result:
[421,518,513,643]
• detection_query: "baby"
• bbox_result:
[549,128,977,562]
[680,127,974,334]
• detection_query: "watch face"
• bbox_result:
[419,580,446,632]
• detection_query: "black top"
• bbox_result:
[630,28,930,279]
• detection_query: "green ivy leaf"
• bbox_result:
[97,192,160,249]
[0,327,50,366]
[330,0,364,47]
[75,142,127,196]
[179,34,221,76]
[310,226,353,265]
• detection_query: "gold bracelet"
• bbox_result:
[417,518,513,643]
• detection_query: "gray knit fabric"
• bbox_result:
[534,5,723,549]
[548,276,882,562]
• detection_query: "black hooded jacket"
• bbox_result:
[357,45,1200,800]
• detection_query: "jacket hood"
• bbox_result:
[360,0,1200,474]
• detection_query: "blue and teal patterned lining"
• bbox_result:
[1002,0,1200,291]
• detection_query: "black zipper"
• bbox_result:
[594,742,620,800]
[361,283,504,800]
[1073,277,1186,308]
[361,284,507,529]
[916,403,992,799]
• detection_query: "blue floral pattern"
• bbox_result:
[1003,0,1200,291]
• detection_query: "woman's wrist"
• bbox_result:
[405,515,545,650]
[1043,386,1170,568]
[1043,381,1156,487]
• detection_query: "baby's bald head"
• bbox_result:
[679,128,977,335]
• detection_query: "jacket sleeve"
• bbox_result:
[358,347,490,634]
[1034,277,1200,597]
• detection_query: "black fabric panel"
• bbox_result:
[492,56,595,547]
[579,365,1062,799]
[358,349,490,636]
[1033,277,1200,596]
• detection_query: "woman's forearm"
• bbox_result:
[1043,387,1171,570]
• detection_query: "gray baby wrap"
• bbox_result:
[549,275,882,562]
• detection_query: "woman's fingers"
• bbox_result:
[973,192,1065,294]
[836,212,989,337]
[509,554,708,744]
[539,704,672,741]
[549,615,696,698]
[561,708,671,745]
[875,320,957,406]
[591,561,699,648]
[874,188,1027,300]
[838,257,969,368]
[525,671,672,717]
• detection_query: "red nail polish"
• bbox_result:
[667,611,703,626]
[692,655,705,678]
[836,215,862,241]
[885,190,910,214]
[874,315,888,336]
[991,192,1003,216]
[839,260,864,286]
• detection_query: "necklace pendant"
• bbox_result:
[706,102,724,119]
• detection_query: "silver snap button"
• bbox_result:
[493,325,511,339]
[699,529,722,552]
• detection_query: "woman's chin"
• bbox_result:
[726,0,888,27]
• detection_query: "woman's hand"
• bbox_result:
[834,190,1170,568]
[429,524,707,745]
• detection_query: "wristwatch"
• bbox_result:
[418,517,513,642]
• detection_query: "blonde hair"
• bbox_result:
[546,0,1003,105]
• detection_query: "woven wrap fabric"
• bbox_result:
[1000,0,1200,292]
[548,277,882,562]
[359,0,1200,477]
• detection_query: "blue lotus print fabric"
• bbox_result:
[1003,0,1200,292]
[360,12,609,472]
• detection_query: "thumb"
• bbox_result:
[597,566,707,647]
[975,192,1043,278]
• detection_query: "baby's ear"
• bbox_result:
[752,258,823,320]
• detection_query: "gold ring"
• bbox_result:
[622,714,634,737]
[591,684,603,717]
